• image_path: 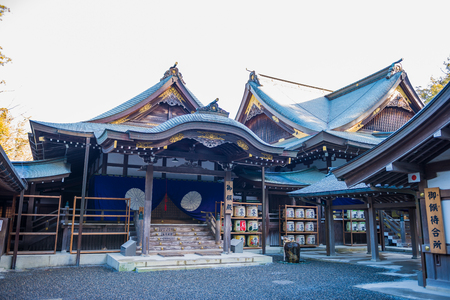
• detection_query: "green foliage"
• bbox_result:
[416,56,450,104]
[1,5,11,85]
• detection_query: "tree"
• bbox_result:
[1,5,12,85]
[0,107,32,161]
[416,56,450,104]
[0,5,32,161]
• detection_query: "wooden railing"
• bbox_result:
[7,195,62,255]
[69,196,131,254]
[202,211,221,244]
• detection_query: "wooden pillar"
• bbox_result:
[76,137,90,266]
[325,199,335,256]
[379,210,386,251]
[223,170,232,253]
[25,184,36,232]
[365,208,371,254]
[261,166,267,254]
[12,190,25,269]
[409,208,419,259]
[367,197,380,261]
[142,163,154,255]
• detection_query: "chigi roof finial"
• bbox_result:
[161,62,185,84]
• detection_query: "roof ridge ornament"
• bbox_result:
[196,98,230,117]
[161,62,186,84]
[246,69,261,86]
[386,58,403,79]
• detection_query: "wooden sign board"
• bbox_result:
[424,187,447,254]
[225,181,233,215]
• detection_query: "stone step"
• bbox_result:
[150,236,215,241]
[136,262,265,272]
[147,245,223,251]
[153,227,210,233]
[151,231,211,237]
[107,252,272,272]
[150,240,220,246]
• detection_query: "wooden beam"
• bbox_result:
[157,150,228,163]
[261,166,266,254]
[433,127,450,141]
[141,165,237,178]
[76,137,90,267]
[385,161,423,173]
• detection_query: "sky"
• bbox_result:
[1,0,450,126]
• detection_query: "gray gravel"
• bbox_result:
[0,255,408,300]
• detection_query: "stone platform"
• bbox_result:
[107,252,272,272]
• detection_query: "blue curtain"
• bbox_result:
[87,175,223,221]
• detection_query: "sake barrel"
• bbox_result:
[247,220,258,232]
[295,235,305,245]
[358,210,365,219]
[347,210,358,219]
[283,221,295,232]
[247,235,259,247]
[234,206,246,217]
[246,206,258,217]
[295,222,304,232]
[286,235,295,242]
[283,208,295,218]
[305,209,315,219]
[358,222,366,231]
[234,220,246,232]
[295,208,305,219]
[305,222,315,232]
[234,235,246,245]
[221,221,232,232]
[306,235,316,245]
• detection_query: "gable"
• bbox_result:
[344,86,416,133]
[110,86,195,128]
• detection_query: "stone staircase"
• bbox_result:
[146,223,223,255]
[381,211,412,247]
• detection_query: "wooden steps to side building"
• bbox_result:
[146,223,223,254]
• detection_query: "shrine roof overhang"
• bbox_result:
[12,157,71,182]
[237,166,326,188]
[332,82,450,189]
[30,113,297,165]
[273,130,385,151]
[0,144,28,195]
[236,60,423,136]
[288,173,415,205]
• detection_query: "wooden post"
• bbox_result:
[142,163,154,255]
[379,210,386,251]
[12,190,25,269]
[261,166,266,254]
[76,137,90,266]
[25,184,36,232]
[325,199,335,256]
[223,170,232,253]
[409,208,418,259]
[365,208,371,254]
[61,203,70,253]
[367,197,380,261]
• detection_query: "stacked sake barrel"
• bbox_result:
[346,210,366,232]
[282,206,317,246]
[233,205,260,247]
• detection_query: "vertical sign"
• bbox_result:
[225,181,233,215]
[424,187,447,254]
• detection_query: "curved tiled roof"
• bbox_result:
[238,167,326,186]
[88,76,173,121]
[32,112,280,149]
[249,71,403,132]
[12,158,71,180]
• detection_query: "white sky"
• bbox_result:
[1,0,450,125]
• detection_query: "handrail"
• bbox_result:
[202,211,220,244]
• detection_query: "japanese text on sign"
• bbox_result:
[424,187,446,254]
[225,181,233,215]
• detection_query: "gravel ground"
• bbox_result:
[0,255,408,300]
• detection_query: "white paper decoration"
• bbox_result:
[180,191,202,212]
[125,188,145,210]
